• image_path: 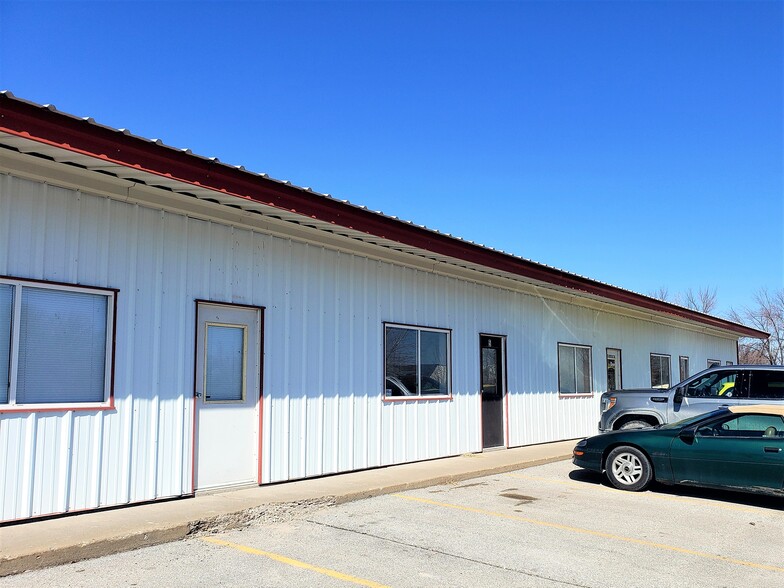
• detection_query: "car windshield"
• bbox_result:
[659,409,728,430]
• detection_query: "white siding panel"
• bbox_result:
[0,413,29,520]
[0,172,738,521]
[31,413,65,517]
[67,412,100,512]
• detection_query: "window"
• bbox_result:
[748,371,784,400]
[606,348,622,392]
[384,324,450,398]
[204,324,246,402]
[707,359,721,368]
[679,356,689,382]
[697,414,784,438]
[650,354,671,388]
[0,278,115,409]
[558,343,592,395]
[685,370,740,399]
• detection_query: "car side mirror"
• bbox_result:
[673,386,684,404]
[679,426,696,442]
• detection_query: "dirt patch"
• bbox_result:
[452,481,488,490]
[499,492,538,505]
[188,497,336,535]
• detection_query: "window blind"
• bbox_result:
[205,325,245,401]
[16,287,107,404]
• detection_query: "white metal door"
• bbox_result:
[195,302,261,491]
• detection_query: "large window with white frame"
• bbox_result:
[650,353,671,389]
[0,278,115,409]
[558,343,592,395]
[384,323,451,398]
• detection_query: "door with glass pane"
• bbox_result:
[195,302,262,491]
[481,335,506,449]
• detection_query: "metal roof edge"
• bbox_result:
[0,91,769,340]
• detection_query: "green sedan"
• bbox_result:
[573,405,784,494]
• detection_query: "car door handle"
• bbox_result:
[763,447,781,453]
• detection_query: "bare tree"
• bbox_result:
[649,286,718,315]
[728,288,784,365]
[649,287,670,302]
[681,286,718,314]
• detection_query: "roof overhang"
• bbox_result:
[0,91,769,340]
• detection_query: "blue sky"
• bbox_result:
[0,1,781,316]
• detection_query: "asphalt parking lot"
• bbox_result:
[3,459,782,588]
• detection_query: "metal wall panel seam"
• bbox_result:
[120,204,139,505]
[21,413,35,519]
[33,183,46,277]
[148,210,165,499]
[282,238,292,480]
[0,174,8,274]
[69,189,81,283]
[314,246,326,479]
[89,410,104,508]
[347,254,356,472]
[174,215,189,495]
[59,411,74,513]
[298,243,310,479]
[330,252,340,475]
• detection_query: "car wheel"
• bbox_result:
[618,420,653,431]
[605,446,653,491]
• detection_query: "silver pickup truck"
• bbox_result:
[598,364,784,432]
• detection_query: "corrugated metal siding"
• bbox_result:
[0,172,737,521]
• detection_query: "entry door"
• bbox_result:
[481,335,506,449]
[195,302,262,491]
[606,348,622,391]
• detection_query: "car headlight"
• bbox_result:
[601,396,617,412]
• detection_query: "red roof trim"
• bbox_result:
[0,93,768,339]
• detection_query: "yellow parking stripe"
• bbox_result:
[202,537,390,588]
[393,493,784,574]
[507,473,771,514]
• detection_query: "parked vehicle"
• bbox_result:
[598,365,784,432]
[574,405,784,494]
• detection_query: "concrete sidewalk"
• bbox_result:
[0,440,576,577]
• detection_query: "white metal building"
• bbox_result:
[0,93,765,523]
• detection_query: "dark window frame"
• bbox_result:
[558,342,594,397]
[650,353,672,389]
[605,347,623,392]
[383,322,453,402]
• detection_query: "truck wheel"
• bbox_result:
[618,420,653,431]
[605,446,653,491]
